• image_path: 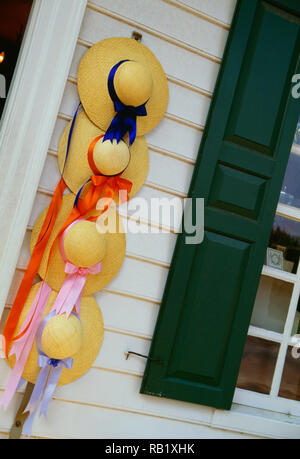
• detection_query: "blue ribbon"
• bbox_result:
[62,102,81,176]
[103,60,148,145]
[73,180,89,209]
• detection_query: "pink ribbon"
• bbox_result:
[50,220,102,318]
[0,282,51,410]
[0,220,102,410]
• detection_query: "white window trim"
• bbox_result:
[0,0,87,319]
[232,188,300,419]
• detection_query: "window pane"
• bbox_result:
[294,118,300,147]
[237,336,280,394]
[267,215,300,274]
[291,298,300,337]
[280,150,300,208]
[279,117,300,207]
[0,0,33,120]
[250,275,293,333]
[278,346,300,402]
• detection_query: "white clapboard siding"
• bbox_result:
[165,0,237,26]
[0,387,258,439]
[73,36,219,96]
[0,0,261,440]
[84,1,228,60]
[94,291,159,339]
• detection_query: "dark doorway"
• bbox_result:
[0,0,33,120]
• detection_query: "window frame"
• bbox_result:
[234,147,300,416]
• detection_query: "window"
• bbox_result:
[236,118,300,413]
[0,0,33,120]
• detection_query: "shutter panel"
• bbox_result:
[141,0,300,410]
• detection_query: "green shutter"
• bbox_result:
[141,0,300,410]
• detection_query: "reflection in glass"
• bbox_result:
[279,346,300,402]
[280,117,300,207]
[267,215,300,274]
[237,336,279,394]
[280,152,300,208]
[294,118,300,146]
[250,276,292,333]
[291,297,300,336]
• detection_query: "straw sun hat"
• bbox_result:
[30,194,126,294]
[7,282,103,385]
[58,111,149,196]
[77,37,169,136]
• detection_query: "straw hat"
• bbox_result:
[58,111,149,196]
[77,37,169,136]
[31,194,126,294]
[7,282,104,385]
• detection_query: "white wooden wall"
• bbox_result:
[0,0,264,439]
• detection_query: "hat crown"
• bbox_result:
[41,314,83,360]
[93,138,130,176]
[63,221,107,268]
[114,61,153,107]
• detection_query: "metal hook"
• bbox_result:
[124,351,164,365]
[131,31,143,42]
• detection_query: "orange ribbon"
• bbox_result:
[3,178,66,356]
[87,135,104,176]
[77,174,132,215]
[4,135,132,356]
[44,173,132,312]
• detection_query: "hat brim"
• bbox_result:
[30,194,126,295]
[58,111,149,196]
[7,282,104,386]
[77,37,169,136]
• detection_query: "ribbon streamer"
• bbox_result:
[23,355,72,437]
[50,220,102,318]
[103,60,148,145]
[0,282,52,410]
[22,312,73,437]
[23,312,73,437]
[3,104,81,357]
[50,262,101,317]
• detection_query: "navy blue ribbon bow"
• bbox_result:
[103,60,148,145]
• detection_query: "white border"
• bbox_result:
[0,0,87,319]
[0,0,298,439]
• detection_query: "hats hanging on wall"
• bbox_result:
[1,35,169,437]
[7,283,104,386]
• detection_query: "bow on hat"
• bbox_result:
[50,220,102,318]
[103,60,148,145]
[22,312,75,437]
